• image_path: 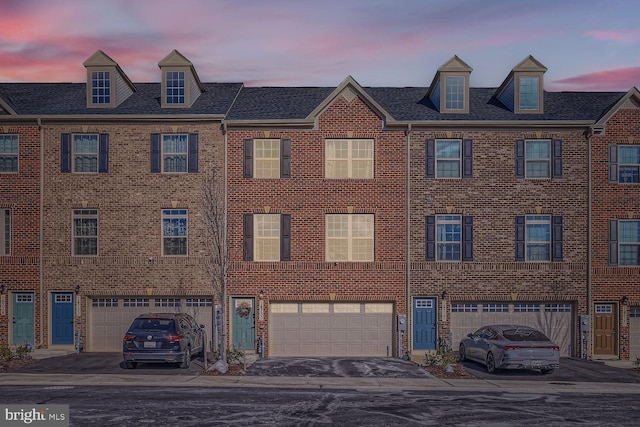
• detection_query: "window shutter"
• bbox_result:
[188,133,199,173]
[462,216,473,261]
[515,216,525,261]
[150,134,161,173]
[552,139,563,178]
[552,216,563,261]
[99,133,109,173]
[462,139,473,178]
[280,214,291,261]
[609,219,618,266]
[281,139,291,178]
[243,139,253,178]
[425,139,435,178]
[425,215,435,261]
[608,145,618,183]
[515,139,525,178]
[243,214,253,261]
[61,133,71,173]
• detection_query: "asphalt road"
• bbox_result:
[1,385,639,426]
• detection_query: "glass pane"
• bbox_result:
[445,77,464,109]
[527,244,550,261]
[437,243,461,261]
[618,166,639,183]
[619,146,640,163]
[519,77,539,110]
[619,221,640,242]
[526,223,550,241]
[327,239,348,261]
[437,140,460,159]
[526,161,550,178]
[327,215,348,237]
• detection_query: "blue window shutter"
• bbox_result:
[61,133,71,173]
[243,214,253,261]
[608,145,618,183]
[425,215,435,261]
[280,214,291,261]
[552,139,563,178]
[425,139,435,178]
[552,216,563,261]
[243,139,253,178]
[462,139,473,178]
[150,134,161,173]
[515,140,525,178]
[188,133,198,173]
[515,216,525,261]
[609,219,618,266]
[281,139,291,178]
[463,216,473,261]
[99,133,109,173]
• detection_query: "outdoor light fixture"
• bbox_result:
[441,290,448,299]
[259,290,264,300]
[75,285,80,295]
[621,295,629,305]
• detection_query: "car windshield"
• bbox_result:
[502,327,550,341]
[130,318,176,333]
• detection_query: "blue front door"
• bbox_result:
[231,298,255,352]
[413,298,437,350]
[52,293,74,345]
[12,293,35,347]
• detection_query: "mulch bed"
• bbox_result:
[423,364,476,379]
[0,357,39,373]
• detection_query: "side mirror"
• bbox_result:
[467,333,473,338]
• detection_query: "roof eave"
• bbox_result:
[0,114,226,123]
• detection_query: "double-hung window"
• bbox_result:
[325,139,373,179]
[326,214,374,262]
[425,139,473,178]
[515,215,563,262]
[515,139,562,179]
[609,219,640,266]
[61,133,109,173]
[243,213,291,261]
[91,71,111,104]
[150,133,199,173]
[166,71,185,104]
[518,77,539,111]
[609,145,640,183]
[243,139,291,178]
[425,215,473,261]
[0,134,18,172]
[162,209,188,256]
[445,76,465,110]
[73,209,98,256]
[1,208,9,255]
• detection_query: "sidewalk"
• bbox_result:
[2,372,640,394]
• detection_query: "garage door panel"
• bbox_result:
[630,309,640,360]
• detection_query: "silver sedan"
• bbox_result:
[459,324,560,374]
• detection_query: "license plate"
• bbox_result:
[143,341,156,348]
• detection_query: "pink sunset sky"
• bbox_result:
[0,0,638,91]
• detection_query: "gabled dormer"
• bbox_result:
[158,50,205,108]
[495,55,547,114]
[83,50,136,108]
[426,55,473,114]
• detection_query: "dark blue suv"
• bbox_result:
[122,312,205,369]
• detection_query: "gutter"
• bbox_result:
[0,115,226,124]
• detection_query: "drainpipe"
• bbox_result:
[586,128,593,360]
[405,123,412,358]
[38,117,44,348]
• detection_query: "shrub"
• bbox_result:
[0,344,32,363]
[423,349,459,367]
[226,344,245,364]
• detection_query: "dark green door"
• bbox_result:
[231,298,255,352]
[12,293,35,347]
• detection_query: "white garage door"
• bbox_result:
[631,307,640,361]
[270,302,393,357]
[450,302,573,356]
[88,297,213,352]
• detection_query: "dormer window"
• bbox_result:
[518,76,540,111]
[83,50,136,109]
[91,71,111,104]
[427,55,472,114]
[158,50,204,108]
[165,71,185,104]
[495,56,546,114]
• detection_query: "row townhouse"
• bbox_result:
[0,50,638,362]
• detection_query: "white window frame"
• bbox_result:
[435,139,462,178]
[0,134,19,173]
[72,134,99,173]
[525,215,551,261]
[165,71,185,105]
[162,209,188,256]
[436,214,462,261]
[326,214,374,262]
[1,208,9,256]
[618,220,640,266]
[162,134,188,173]
[73,209,98,256]
[254,139,280,178]
[254,214,281,261]
[325,139,373,179]
[525,139,551,178]
[90,71,111,105]
[618,146,640,183]
[445,76,465,110]
[518,76,540,111]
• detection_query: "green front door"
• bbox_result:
[231,297,255,352]
[12,293,35,347]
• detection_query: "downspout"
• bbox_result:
[586,127,593,360]
[405,123,412,358]
[38,117,44,348]
[222,122,228,362]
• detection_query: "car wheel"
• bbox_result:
[125,361,137,369]
[541,368,555,375]
[180,347,191,369]
[459,344,467,362]
[485,352,496,374]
